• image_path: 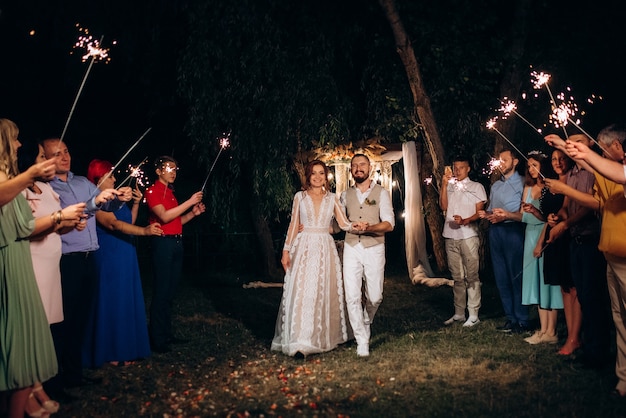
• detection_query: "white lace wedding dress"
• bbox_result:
[271,190,352,356]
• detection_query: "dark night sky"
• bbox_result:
[1,1,625,176]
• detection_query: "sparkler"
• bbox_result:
[486,118,544,179]
[200,132,231,193]
[498,99,542,134]
[531,70,569,139]
[423,175,439,194]
[482,156,503,176]
[116,157,149,189]
[97,127,152,189]
[58,26,113,148]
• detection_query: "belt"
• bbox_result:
[64,251,92,258]
[160,234,183,239]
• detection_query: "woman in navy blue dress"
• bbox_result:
[82,160,163,368]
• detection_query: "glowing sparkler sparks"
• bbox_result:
[96,128,151,190]
[58,25,115,147]
[486,117,545,179]
[531,71,551,90]
[116,157,149,189]
[72,26,111,63]
[498,99,542,134]
[200,132,232,193]
[482,157,503,176]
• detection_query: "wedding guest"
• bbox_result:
[439,156,487,327]
[551,125,626,396]
[518,151,562,344]
[536,150,580,355]
[272,160,355,356]
[41,138,132,394]
[145,156,205,354]
[0,118,73,418]
[81,159,162,368]
[19,141,86,414]
[479,148,529,334]
[544,133,611,369]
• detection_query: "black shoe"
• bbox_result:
[168,337,189,345]
[152,344,172,354]
[496,320,515,332]
[511,323,531,334]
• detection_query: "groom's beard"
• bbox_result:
[353,172,369,184]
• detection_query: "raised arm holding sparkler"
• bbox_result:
[565,139,626,184]
[145,155,205,354]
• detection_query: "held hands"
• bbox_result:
[351,221,369,233]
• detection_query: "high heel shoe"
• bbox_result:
[32,384,60,413]
[25,393,50,418]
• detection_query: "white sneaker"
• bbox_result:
[444,315,465,325]
[357,343,370,357]
[462,316,480,327]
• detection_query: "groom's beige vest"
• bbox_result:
[344,185,385,248]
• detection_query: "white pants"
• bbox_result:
[343,242,386,345]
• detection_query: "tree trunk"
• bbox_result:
[378,0,447,271]
[495,0,532,151]
[249,193,284,281]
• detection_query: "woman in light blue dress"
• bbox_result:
[519,151,563,345]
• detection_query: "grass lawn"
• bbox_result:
[53,260,624,417]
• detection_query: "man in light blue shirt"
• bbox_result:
[479,148,528,334]
[42,138,131,396]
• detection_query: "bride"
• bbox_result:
[271,160,357,356]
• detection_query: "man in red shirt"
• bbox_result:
[145,156,205,353]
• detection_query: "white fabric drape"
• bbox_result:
[402,141,435,279]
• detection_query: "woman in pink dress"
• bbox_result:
[20,142,86,416]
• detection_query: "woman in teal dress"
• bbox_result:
[519,151,563,345]
[0,118,83,418]
[81,160,162,368]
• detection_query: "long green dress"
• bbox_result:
[0,194,58,390]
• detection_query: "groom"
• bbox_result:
[341,154,394,357]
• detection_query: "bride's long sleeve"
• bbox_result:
[333,195,353,231]
[283,192,302,251]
